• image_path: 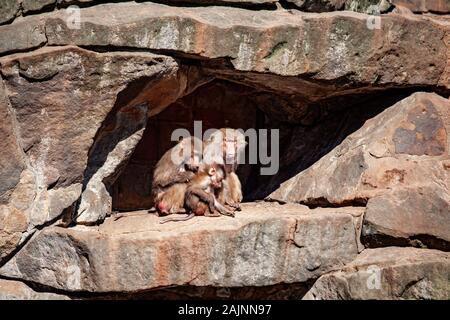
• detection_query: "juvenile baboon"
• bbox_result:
[159,163,233,223]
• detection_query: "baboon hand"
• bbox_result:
[226,201,241,211]
[218,206,235,217]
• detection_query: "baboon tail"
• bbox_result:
[159,213,195,224]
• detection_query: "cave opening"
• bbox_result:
[110,79,269,211]
[100,65,445,213]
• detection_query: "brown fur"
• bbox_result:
[152,136,202,215]
[203,128,246,210]
[159,164,233,223]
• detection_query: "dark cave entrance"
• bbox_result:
[111,80,267,211]
[107,69,444,212]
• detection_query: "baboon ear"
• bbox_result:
[208,167,216,176]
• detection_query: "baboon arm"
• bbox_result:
[158,170,194,189]
[213,199,235,217]
[187,188,216,211]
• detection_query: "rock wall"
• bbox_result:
[0,0,449,299]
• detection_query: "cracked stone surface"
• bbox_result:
[0,278,69,300]
[303,247,450,300]
[0,2,448,91]
[269,92,450,251]
[0,0,448,300]
[0,203,362,292]
[0,46,181,259]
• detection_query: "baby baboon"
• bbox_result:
[159,163,233,223]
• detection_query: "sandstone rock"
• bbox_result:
[362,185,450,251]
[391,0,450,13]
[0,169,38,261]
[22,0,56,13]
[0,279,69,300]
[1,45,176,193]
[56,0,277,7]
[287,0,346,12]
[0,16,47,55]
[0,206,28,261]
[269,92,450,208]
[0,78,25,204]
[0,76,28,261]
[0,0,21,24]
[0,46,182,254]
[77,105,148,224]
[345,0,393,13]
[0,3,446,92]
[0,203,363,292]
[0,0,447,301]
[303,247,450,299]
[44,3,448,87]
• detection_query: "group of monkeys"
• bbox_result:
[151,128,247,223]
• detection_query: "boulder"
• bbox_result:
[0,2,447,92]
[0,0,448,301]
[0,46,182,259]
[287,0,347,12]
[0,78,25,204]
[22,0,56,13]
[0,77,28,261]
[0,203,363,292]
[391,0,450,13]
[0,279,69,300]
[0,16,47,55]
[303,247,450,299]
[0,0,21,24]
[345,0,393,13]
[57,0,278,8]
[269,92,450,208]
[362,185,450,251]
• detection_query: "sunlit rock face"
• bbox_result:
[0,0,449,299]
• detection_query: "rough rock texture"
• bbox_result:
[0,0,21,24]
[0,3,447,90]
[391,0,450,13]
[111,80,261,211]
[345,0,393,13]
[0,279,69,300]
[269,92,450,251]
[288,0,347,12]
[58,0,279,7]
[0,0,449,300]
[0,78,24,204]
[303,247,450,299]
[362,185,450,251]
[0,1,445,125]
[76,104,148,224]
[0,45,181,259]
[269,92,450,204]
[0,203,363,292]
[1,0,449,28]
[22,0,56,13]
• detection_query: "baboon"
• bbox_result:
[159,163,233,223]
[203,128,247,210]
[152,136,202,215]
